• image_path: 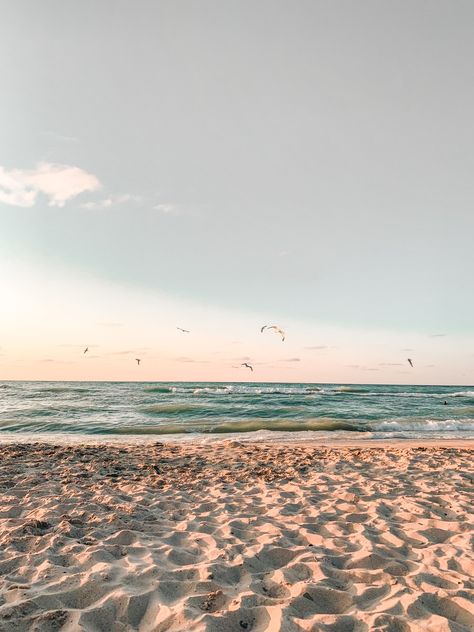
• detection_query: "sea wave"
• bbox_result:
[329,390,474,401]
[452,406,474,415]
[35,386,92,394]
[0,419,19,428]
[140,403,203,415]
[106,418,363,435]
[448,391,474,398]
[1,381,474,439]
[192,387,232,395]
[109,416,474,435]
[369,418,474,433]
[143,386,176,393]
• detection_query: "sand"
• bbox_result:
[0,440,472,632]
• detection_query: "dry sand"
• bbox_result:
[0,440,472,631]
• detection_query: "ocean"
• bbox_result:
[0,381,473,441]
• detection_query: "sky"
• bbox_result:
[0,0,473,384]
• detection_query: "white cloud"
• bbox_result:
[81,194,140,210]
[0,162,100,208]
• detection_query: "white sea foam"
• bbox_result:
[370,418,474,433]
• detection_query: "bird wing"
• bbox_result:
[264,325,285,340]
[260,325,267,333]
[272,326,285,340]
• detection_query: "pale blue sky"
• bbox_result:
[1,1,473,382]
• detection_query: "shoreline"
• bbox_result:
[0,431,473,449]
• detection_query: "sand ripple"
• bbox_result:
[0,441,473,631]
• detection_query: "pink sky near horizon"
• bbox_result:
[1,257,472,385]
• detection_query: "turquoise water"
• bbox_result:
[0,381,473,439]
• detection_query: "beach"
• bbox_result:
[0,440,472,631]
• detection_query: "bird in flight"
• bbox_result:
[83,347,89,354]
[407,358,414,368]
[136,358,141,365]
[176,327,190,333]
[241,362,253,372]
[261,325,285,341]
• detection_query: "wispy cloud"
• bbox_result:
[174,356,209,364]
[97,322,124,328]
[305,345,327,350]
[280,357,301,362]
[345,364,379,371]
[57,344,99,349]
[0,163,100,208]
[154,203,178,214]
[378,362,404,367]
[106,350,136,356]
[81,194,140,210]
[429,334,447,338]
[103,348,149,358]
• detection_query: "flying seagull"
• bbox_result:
[136,358,141,365]
[407,358,414,368]
[241,362,254,372]
[261,325,285,341]
[83,347,89,354]
[177,327,190,333]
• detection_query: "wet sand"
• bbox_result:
[0,440,473,631]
